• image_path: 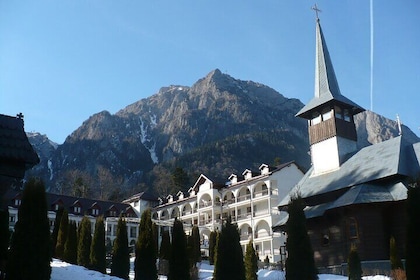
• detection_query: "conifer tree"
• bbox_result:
[245,240,258,280]
[55,209,69,260]
[169,218,190,280]
[212,230,220,276]
[191,226,201,264]
[390,235,403,270]
[285,194,318,280]
[111,217,130,280]
[159,230,171,260]
[134,209,157,280]
[405,181,420,280]
[51,205,64,257]
[0,208,10,278]
[6,178,51,280]
[208,230,217,265]
[348,244,362,280]
[77,216,92,268]
[90,216,106,273]
[213,216,245,280]
[64,221,78,265]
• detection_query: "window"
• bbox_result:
[311,113,321,125]
[334,106,343,119]
[74,206,81,214]
[344,109,351,122]
[348,218,359,239]
[9,215,15,223]
[92,208,99,216]
[130,226,137,238]
[14,199,21,206]
[322,109,332,121]
[322,233,330,246]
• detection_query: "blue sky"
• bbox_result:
[1,1,419,144]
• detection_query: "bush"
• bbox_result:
[6,178,51,280]
[348,244,362,280]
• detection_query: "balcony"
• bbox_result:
[199,201,212,208]
[237,194,251,203]
[254,189,269,198]
[240,234,253,241]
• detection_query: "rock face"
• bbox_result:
[27,69,419,200]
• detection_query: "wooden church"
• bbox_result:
[275,16,420,273]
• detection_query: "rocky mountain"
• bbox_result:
[27,69,419,201]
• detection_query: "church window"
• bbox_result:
[311,113,321,125]
[348,218,359,239]
[334,106,343,119]
[343,109,351,122]
[322,233,330,246]
[322,109,332,121]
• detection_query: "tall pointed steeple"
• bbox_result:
[296,18,364,119]
[296,15,365,175]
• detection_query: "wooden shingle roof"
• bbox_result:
[0,114,39,178]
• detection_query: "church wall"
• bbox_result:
[307,201,407,268]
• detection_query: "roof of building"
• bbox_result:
[278,136,420,208]
[122,191,159,203]
[4,189,137,218]
[296,19,364,119]
[0,113,39,169]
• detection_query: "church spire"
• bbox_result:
[295,8,365,175]
[296,15,364,119]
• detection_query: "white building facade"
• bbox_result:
[142,162,303,263]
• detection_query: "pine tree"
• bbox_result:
[159,230,171,260]
[64,221,78,265]
[134,209,157,280]
[245,240,258,280]
[390,235,403,270]
[190,226,201,265]
[55,209,69,260]
[208,230,217,265]
[111,217,130,280]
[213,216,245,280]
[405,181,420,280]
[171,167,189,193]
[168,218,190,280]
[285,194,318,280]
[0,208,10,278]
[51,205,64,257]
[90,216,106,273]
[348,244,362,280]
[158,229,171,276]
[77,216,92,268]
[6,178,51,280]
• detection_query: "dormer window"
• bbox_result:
[14,199,21,207]
[74,206,81,214]
[92,208,99,216]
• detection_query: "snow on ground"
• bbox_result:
[50,258,391,280]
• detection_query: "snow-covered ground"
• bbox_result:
[50,258,391,280]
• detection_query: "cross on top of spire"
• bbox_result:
[312,4,321,20]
